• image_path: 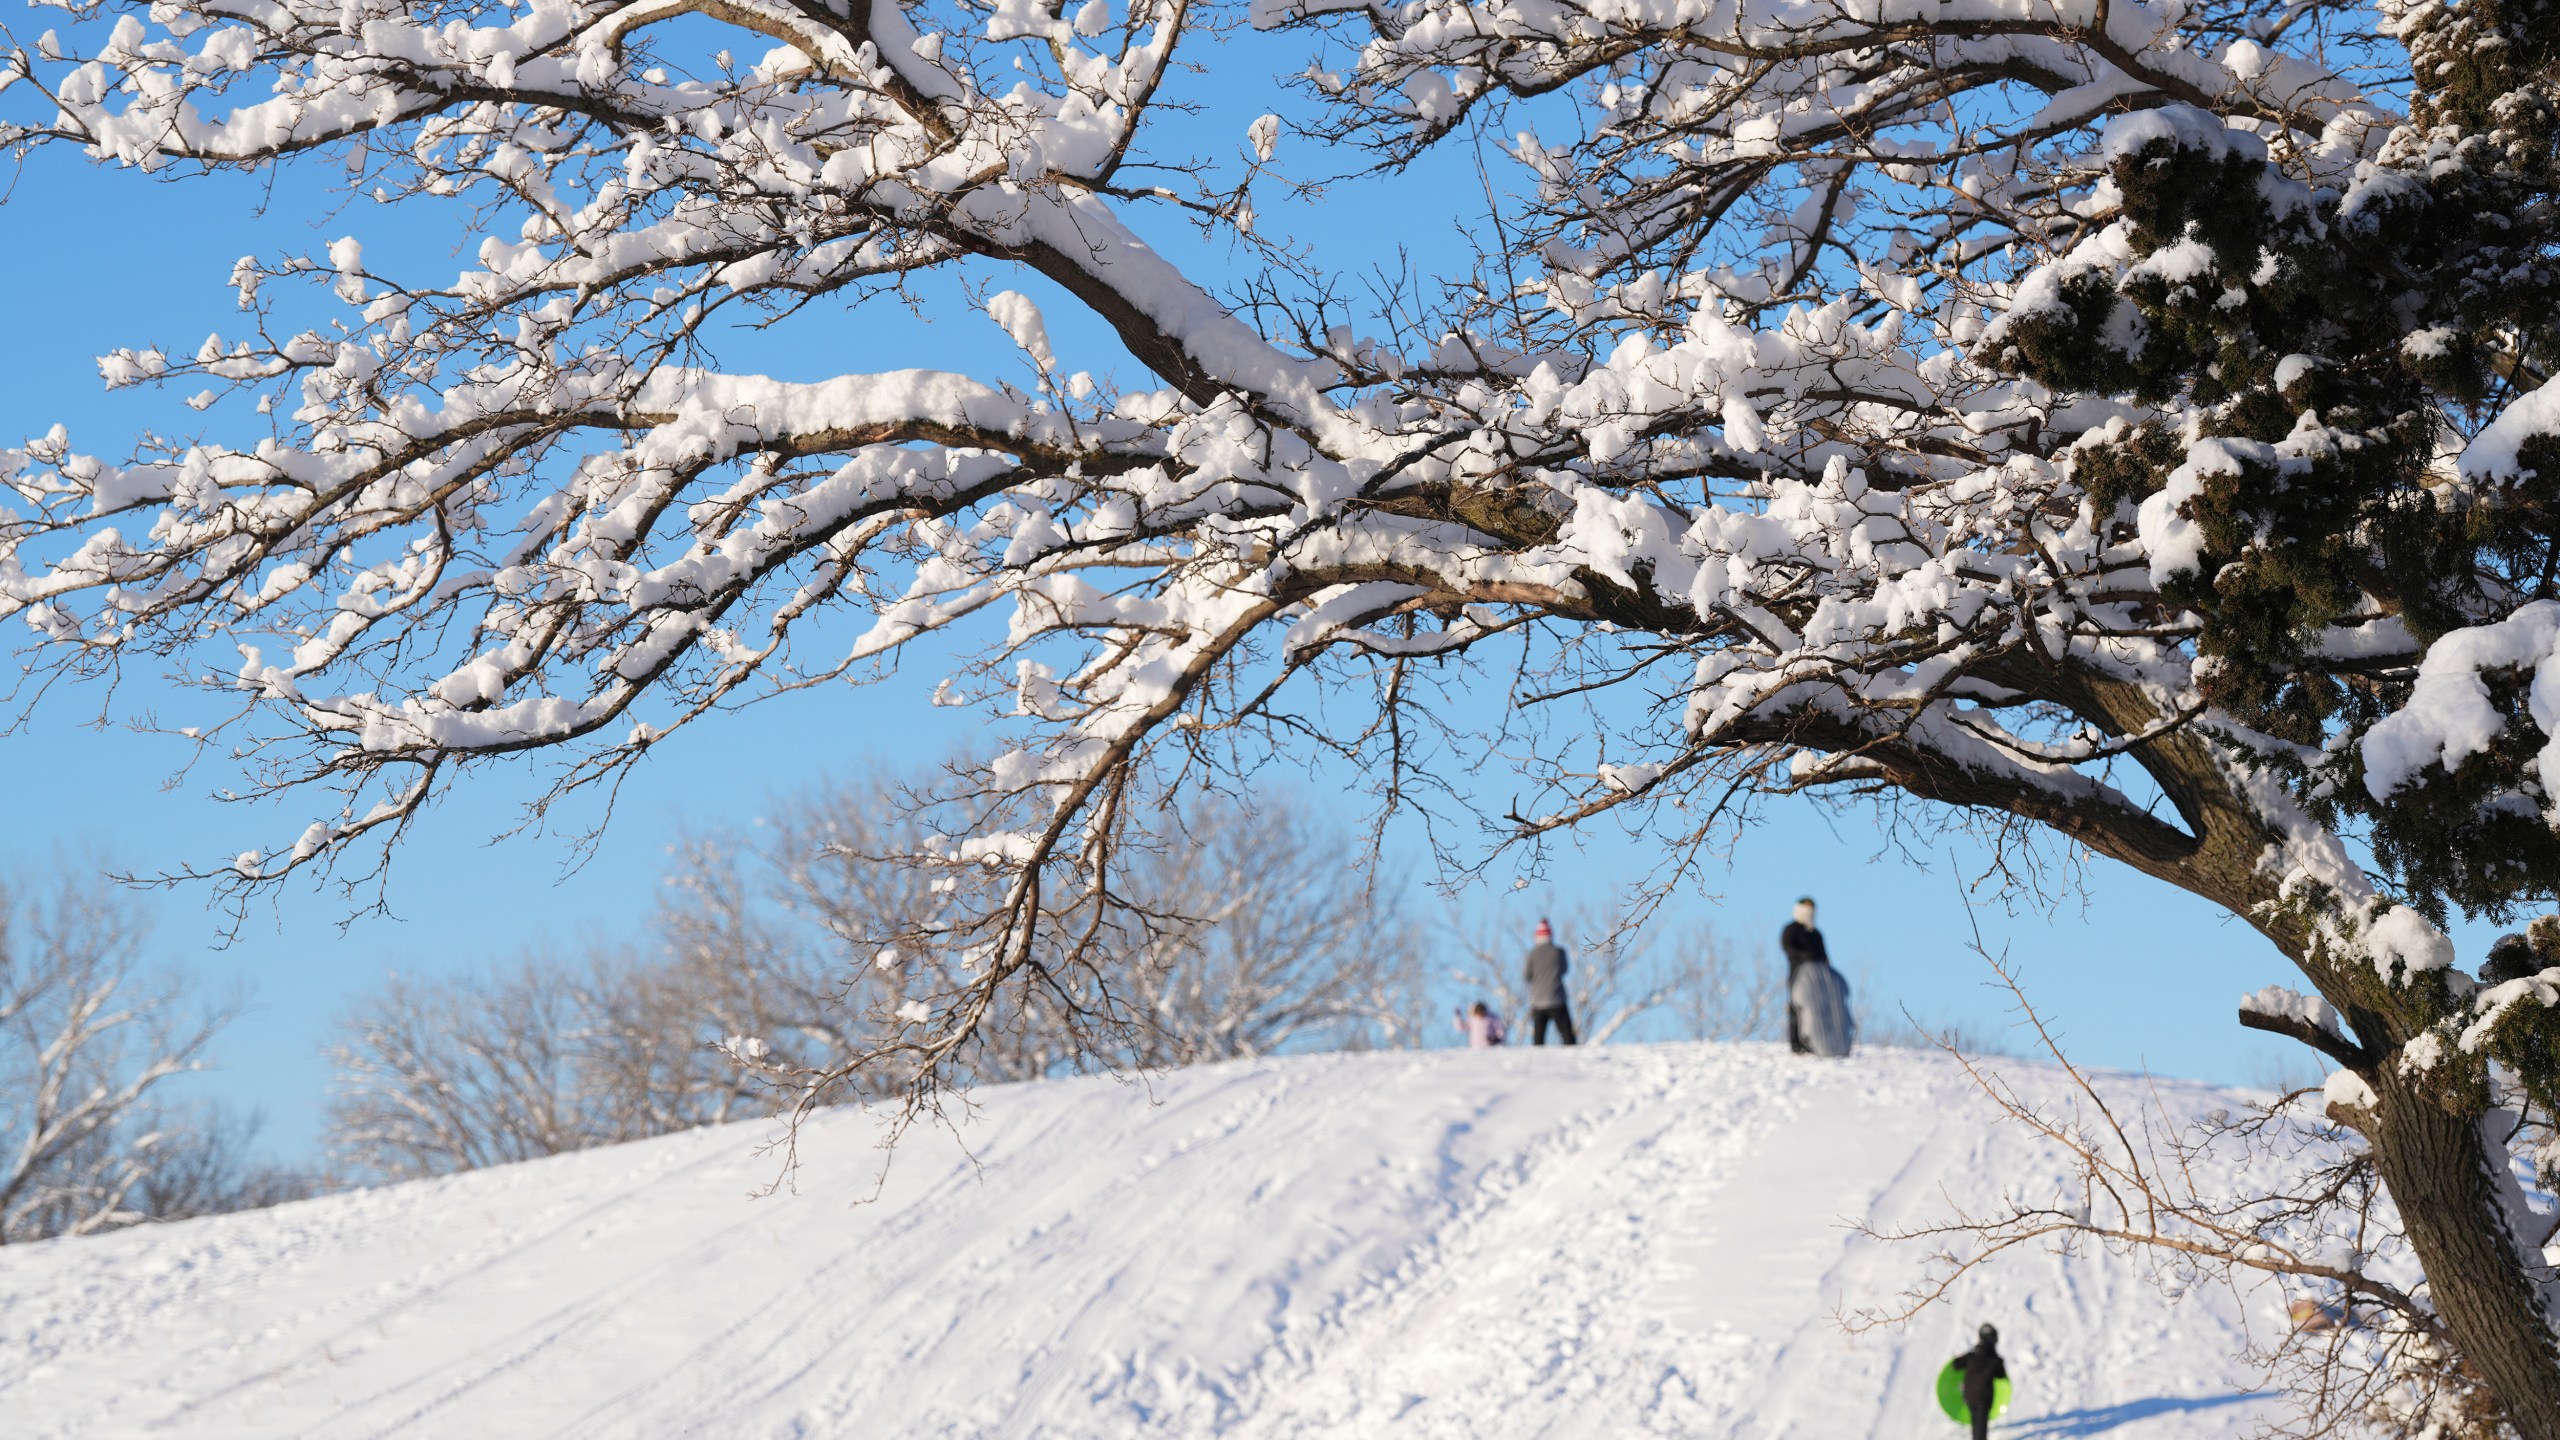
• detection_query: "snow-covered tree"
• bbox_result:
[10,0,2560,1421]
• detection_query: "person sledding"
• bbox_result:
[1782,897,1854,1057]
[1941,1323,2010,1439]
[1454,1000,1507,1048]
[1523,919,1578,1045]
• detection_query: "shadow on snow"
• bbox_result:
[2000,1391,2271,1437]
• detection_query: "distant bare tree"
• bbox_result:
[614,843,862,1120]
[1445,906,1767,1046]
[1108,803,1429,1064]
[328,781,1426,1177]
[1663,928,1787,1046]
[731,777,1429,1083]
[1853,1009,2023,1059]
[729,775,1029,1085]
[326,929,838,1181]
[325,960,592,1179]
[130,1106,316,1223]
[1,869,238,1242]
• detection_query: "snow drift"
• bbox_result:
[0,1044,2282,1438]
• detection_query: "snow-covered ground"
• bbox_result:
[1,1043,2284,1438]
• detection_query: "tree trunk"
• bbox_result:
[2367,1067,2560,1440]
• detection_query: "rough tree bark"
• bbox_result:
[2362,1070,2560,1439]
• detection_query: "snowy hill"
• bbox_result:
[0,1044,2283,1439]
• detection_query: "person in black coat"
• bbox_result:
[1780,897,1829,1054]
[1949,1323,2007,1440]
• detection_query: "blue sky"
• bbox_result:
[0,21,2439,1162]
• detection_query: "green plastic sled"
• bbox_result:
[1935,1363,2012,1425]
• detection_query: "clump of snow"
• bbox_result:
[2101,104,2270,166]
[2240,984,2343,1039]
[327,236,366,304]
[2401,327,2455,361]
[2362,601,2560,807]
[2460,967,2560,1054]
[2398,1030,2446,1074]
[2324,1066,2379,1112]
[1597,760,1662,794]
[987,291,1057,372]
[2361,904,2457,980]
[2464,378,2560,481]
[2135,435,2306,585]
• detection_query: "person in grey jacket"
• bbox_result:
[1524,919,1578,1045]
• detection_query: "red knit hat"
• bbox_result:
[1534,918,1553,940]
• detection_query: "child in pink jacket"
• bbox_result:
[1456,1001,1507,1047]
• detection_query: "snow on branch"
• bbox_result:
[2361,602,2560,810]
